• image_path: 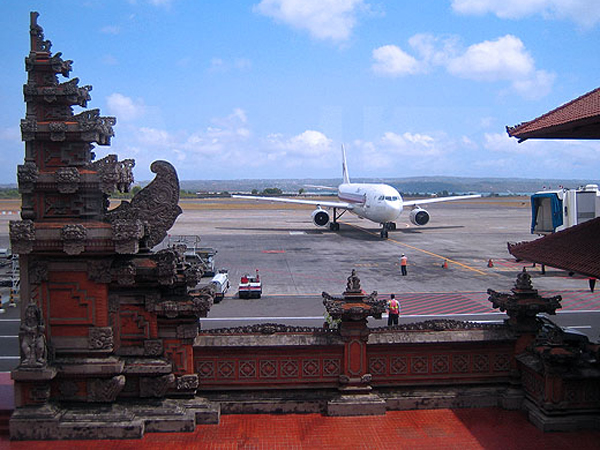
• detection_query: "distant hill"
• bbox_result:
[178,176,599,196]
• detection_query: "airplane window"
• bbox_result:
[378,196,384,201]
[385,196,391,201]
[392,196,398,201]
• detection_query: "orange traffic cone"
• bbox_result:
[487,259,494,268]
[8,289,16,307]
[442,260,448,269]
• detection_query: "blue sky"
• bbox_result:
[1,1,600,184]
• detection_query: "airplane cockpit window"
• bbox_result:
[378,196,384,201]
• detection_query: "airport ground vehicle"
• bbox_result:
[210,270,230,303]
[531,184,600,234]
[238,270,262,299]
[164,235,217,277]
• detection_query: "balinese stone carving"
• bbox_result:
[111,219,144,254]
[197,323,332,335]
[49,121,67,141]
[139,374,175,398]
[89,327,114,351]
[155,249,178,285]
[144,340,163,357]
[9,13,218,440]
[488,268,562,331]
[9,220,35,254]
[113,261,136,286]
[20,118,37,141]
[106,160,183,249]
[61,223,87,255]
[346,269,361,293]
[56,167,80,193]
[87,375,125,402]
[17,162,39,193]
[28,260,49,285]
[74,109,116,145]
[87,259,113,283]
[29,11,51,52]
[177,323,199,339]
[19,303,48,368]
[88,154,134,194]
[176,374,199,391]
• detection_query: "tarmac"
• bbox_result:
[1,196,599,447]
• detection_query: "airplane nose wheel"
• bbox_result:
[329,222,340,231]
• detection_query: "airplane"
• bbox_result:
[233,146,481,238]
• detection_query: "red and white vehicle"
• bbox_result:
[238,270,262,299]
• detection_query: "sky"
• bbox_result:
[1,1,600,184]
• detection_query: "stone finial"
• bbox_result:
[345,269,361,293]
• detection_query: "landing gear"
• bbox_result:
[380,222,395,239]
[329,207,345,232]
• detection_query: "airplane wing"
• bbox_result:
[304,184,338,191]
[403,194,482,207]
[232,195,353,210]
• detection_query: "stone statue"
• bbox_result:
[20,303,48,368]
[346,269,361,292]
[514,267,534,291]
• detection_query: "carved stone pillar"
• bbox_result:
[323,270,387,416]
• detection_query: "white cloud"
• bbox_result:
[209,57,252,72]
[483,132,525,154]
[446,35,533,82]
[371,45,422,76]
[266,130,333,158]
[254,0,368,42]
[106,93,145,121]
[137,127,172,147]
[451,0,600,28]
[372,34,554,99]
[100,25,120,35]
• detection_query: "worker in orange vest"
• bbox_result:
[400,254,408,276]
[387,294,400,326]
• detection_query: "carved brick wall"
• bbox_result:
[195,346,343,389]
[367,343,513,385]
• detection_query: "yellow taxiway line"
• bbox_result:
[343,222,491,276]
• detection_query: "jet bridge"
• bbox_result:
[531,184,600,234]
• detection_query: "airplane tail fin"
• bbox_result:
[341,144,350,184]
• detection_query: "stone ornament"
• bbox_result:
[89,327,114,351]
[60,223,87,255]
[56,167,80,194]
[106,160,183,250]
[9,220,35,254]
[87,375,125,402]
[19,303,48,368]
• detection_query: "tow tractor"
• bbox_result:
[238,270,262,299]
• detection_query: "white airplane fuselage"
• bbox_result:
[338,182,403,224]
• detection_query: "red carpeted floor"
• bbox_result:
[1,407,599,450]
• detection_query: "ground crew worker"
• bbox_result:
[400,254,408,276]
[387,294,400,326]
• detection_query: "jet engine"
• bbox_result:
[311,208,330,227]
[409,207,430,226]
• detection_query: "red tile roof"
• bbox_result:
[508,217,600,278]
[507,87,600,141]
